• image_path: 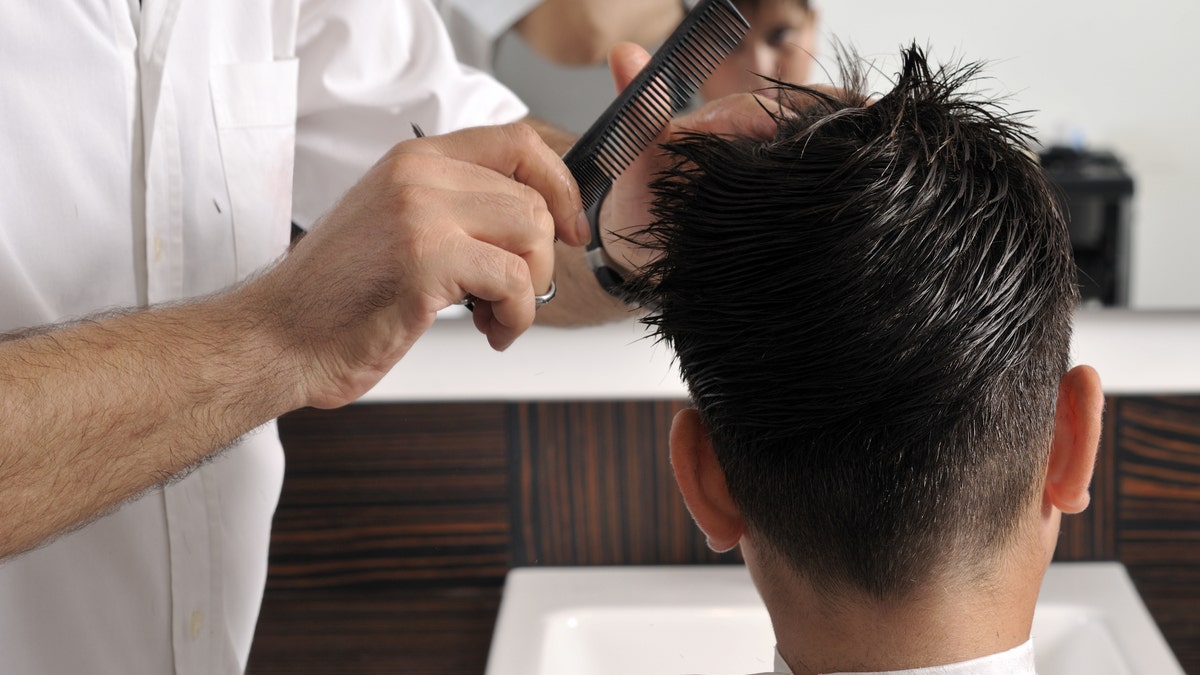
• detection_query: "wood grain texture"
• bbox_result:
[510,400,735,567]
[1116,397,1200,542]
[247,585,502,674]
[252,396,1200,675]
[269,404,511,587]
[1113,397,1200,674]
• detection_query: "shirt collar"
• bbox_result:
[772,639,1036,675]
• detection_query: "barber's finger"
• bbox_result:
[453,241,537,351]
[406,124,586,247]
[609,41,775,142]
[383,151,554,207]
[470,301,503,349]
[608,42,653,93]
[676,92,779,141]
[608,41,678,147]
[471,300,492,339]
[453,190,556,298]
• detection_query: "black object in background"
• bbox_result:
[1040,146,1135,307]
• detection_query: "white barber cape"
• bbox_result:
[0,1,524,672]
[755,640,1037,675]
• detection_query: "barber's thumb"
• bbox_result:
[608,42,652,93]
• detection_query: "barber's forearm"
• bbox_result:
[0,292,300,559]
[0,120,602,558]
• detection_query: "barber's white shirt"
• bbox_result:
[0,1,524,673]
[759,640,1037,675]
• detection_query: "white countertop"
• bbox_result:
[358,309,1200,402]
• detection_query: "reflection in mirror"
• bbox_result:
[1041,146,1134,307]
[478,0,1199,310]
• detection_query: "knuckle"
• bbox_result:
[501,253,531,293]
[465,238,493,271]
[533,203,554,241]
[390,182,432,210]
[512,184,553,238]
[385,152,429,186]
[515,181,540,204]
[505,122,542,149]
[490,189,525,214]
[383,135,429,162]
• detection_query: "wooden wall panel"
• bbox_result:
[1113,397,1200,673]
[252,396,1200,675]
[510,400,733,567]
[249,586,502,674]
[1116,397,1200,541]
[269,403,511,588]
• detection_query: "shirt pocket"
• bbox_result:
[210,59,299,278]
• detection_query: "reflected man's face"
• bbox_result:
[702,0,817,100]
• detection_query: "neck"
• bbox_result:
[743,542,1044,675]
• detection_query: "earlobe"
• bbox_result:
[670,408,745,553]
[1046,365,1104,514]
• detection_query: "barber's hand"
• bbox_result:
[250,123,585,409]
[599,43,779,275]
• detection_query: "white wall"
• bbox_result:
[817,0,1200,308]
[494,1,1200,308]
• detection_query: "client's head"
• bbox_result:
[633,45,1103,669]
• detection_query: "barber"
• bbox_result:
[0,1,772,672]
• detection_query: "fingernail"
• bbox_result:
[576,211,592,245]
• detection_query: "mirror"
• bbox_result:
[489,0,1200,309]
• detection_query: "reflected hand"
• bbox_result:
[599,43,780,277]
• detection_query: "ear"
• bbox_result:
[670,408,745,552]
[1045,365,1104,514]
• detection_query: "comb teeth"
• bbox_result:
[563,0,749,211]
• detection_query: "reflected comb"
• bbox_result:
[567,0,749,306]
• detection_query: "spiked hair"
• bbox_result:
[633,45,1078,599]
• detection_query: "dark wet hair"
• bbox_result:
[633,45,1078,599]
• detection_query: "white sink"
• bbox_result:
[485,562,1184,675]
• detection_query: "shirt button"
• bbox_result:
[189,611,204,640]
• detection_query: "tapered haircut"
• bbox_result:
[633,45,1078,599]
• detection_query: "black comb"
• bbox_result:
[570,0,748,307]
[563,0,749,212]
